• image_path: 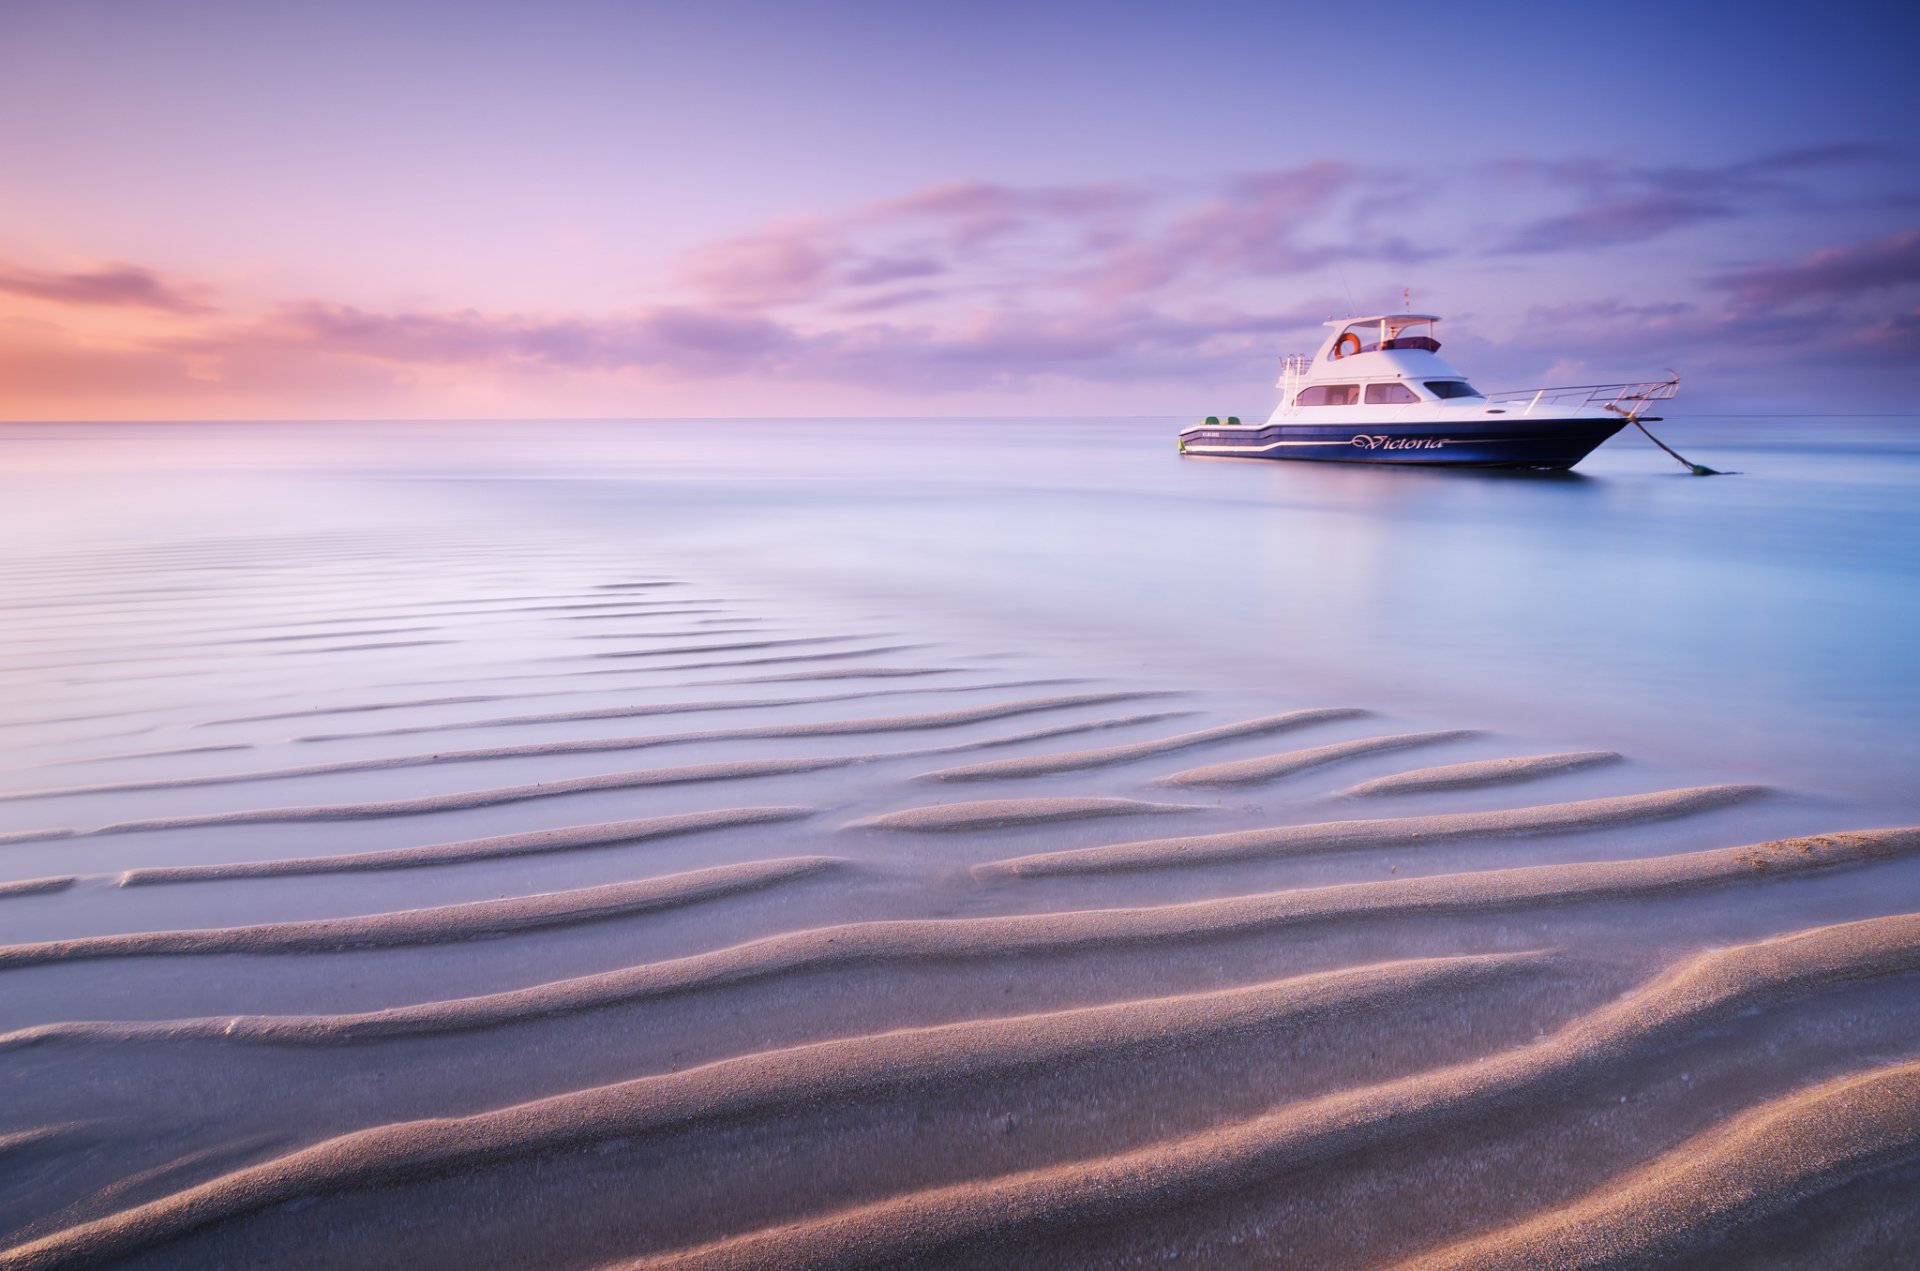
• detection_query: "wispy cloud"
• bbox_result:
[1707,228,1920,306]
[148,297,1317,395]
[678,227,838,309]
[0,261,214,312]
[6,148,1915,415]
[227,302,799,375]
[676,164,1434,317]
[1502,192,1739,254]
[1846,308,1920,357]
[1494,146,1894,253]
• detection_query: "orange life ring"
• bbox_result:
[1332,332,1362,359]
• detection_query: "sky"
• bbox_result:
[1,0,1915,419]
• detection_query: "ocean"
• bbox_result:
[2,415,1917,1267]
[7,415,1914,814]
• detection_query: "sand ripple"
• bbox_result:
[56,713,1189,836]
[0,955,1537,1270]
[847,797,1203,832]
[618,912,1920,1269]
[0,858,843,969]
[1158,728,1481,787]
[982,784,1768,877]
[289,680,1082,742]
[117,808,814,885]
[0,829,74,846]
[1,692,1163,804]
[3,828,1908,1050]
[0,876,75,900]
[1343,750,1624,796]
[920,708,1366,781]
[1397,1057,1920,1270]
[88,761,854,832]
[6,534,1911,1269]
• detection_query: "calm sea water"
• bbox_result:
[4,415,1916,819]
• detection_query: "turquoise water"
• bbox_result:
[4,416,1916,818]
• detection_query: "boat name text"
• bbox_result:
[1351,435,1450,450]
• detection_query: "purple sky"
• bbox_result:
[2,0,1915,418]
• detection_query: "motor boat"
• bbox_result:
[1177,313,1678,470]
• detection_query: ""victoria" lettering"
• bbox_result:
[1351,435,1450,450]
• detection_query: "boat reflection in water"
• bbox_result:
[1179,313,1678,471]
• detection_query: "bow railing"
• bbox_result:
[1486,375,1680,419]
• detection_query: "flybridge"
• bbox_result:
[1321,314,1444,358]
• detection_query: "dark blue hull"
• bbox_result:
[1178,417,1629,470]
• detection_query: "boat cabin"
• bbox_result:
[1277,313,1482,413]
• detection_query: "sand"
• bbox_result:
[117,807,816,884]
[23,710,1188,838]
[0,876,75,899]
[5,828,1910,1051]
[846,796,1205,832]
[1158,728,1482,787]
[0,690,1166,804]
[980,784,1769,877]
[3,514,1914,1270]
[1395,1058,1920,1270]
[0,954,1541,1270]
[1342,750,1623,796]
[0,858,843,969]
[614,913,1920,1270]
[920,708,1367,781]
[285,679,1081,742]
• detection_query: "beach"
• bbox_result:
[2,416,1917,1268]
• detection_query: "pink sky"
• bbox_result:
[3,2,1915,419]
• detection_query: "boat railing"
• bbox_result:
[1277,354,1313,413]
[1486,375,1680,419]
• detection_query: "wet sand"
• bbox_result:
[1,450,1916,1270]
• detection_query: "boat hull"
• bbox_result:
[1178,417,1629,470]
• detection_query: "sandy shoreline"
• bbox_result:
[2,496,1916,1270]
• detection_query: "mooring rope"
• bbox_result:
[1629,417,1725,476]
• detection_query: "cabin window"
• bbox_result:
[1424,380,1482,399]
[1364,383,1419,404]
[1296,384,1359,406]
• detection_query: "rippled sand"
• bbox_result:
[2,478,1916,1270]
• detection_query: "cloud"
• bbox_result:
[1706,228,1920,307]
[241,301,797,375]
[1495,145,1893,253]
[835,286,948,315]
[112,290,1327,402]
[677,178,1153,311]
[1846,308,1920,357]
[840,254,945,285]
[0,261,214,312]
[871,179,1149,247]
[674,165,1429,315]
[791,302,1323,391]
[13,148,1914,419]
[676,227,837,308]
[1502,192,1738,253]
[1071,168,1444,303]
[1523,298,1698,328]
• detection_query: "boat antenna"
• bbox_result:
[1335,265,1357,317]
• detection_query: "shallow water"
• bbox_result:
[1,417,1916,1268]
[6,416,1913,813]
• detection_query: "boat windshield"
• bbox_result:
[1425,380,1482,399]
